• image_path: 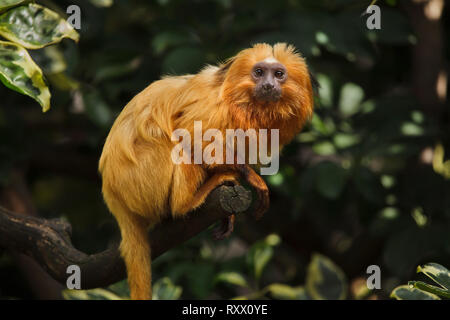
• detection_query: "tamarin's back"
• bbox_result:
[99,68,227,223]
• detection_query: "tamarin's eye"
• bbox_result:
[274,70,284,79]
[254,68,264,77]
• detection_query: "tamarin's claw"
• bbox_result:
[212,214,235,240]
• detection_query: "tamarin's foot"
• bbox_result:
[234,165,270,220]
[213,214,235,240]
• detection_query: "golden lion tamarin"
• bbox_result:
[99,43,315,300]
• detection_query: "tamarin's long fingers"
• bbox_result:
[213,214,235,240]
[235,165,270,220]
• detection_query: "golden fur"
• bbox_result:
[99,43,314,299]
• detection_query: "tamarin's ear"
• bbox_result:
[309,71,320,95]
[215,57,236,84]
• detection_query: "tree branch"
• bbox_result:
[0,185,252,289]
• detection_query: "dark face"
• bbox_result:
[251,60,287,102]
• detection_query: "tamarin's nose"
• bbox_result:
[262,83,274,91]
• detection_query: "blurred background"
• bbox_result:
[0,0,449,300]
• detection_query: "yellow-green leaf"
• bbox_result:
[306,253,347,300]
[47,72,79,91]
[63,288,123,300]
[90,0,114,7]
[214,272,248,288]
[152,277,182,300]
[0,4,79,49]
[0,40,50,111]
[417,263,450,291]
[390,285,441,300]
[265,284,310,300]
[30,45,67,75]
[246,234,280,282]
[0,0,26,11]
[409,281,450,298]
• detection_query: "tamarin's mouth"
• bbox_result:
[254,89,282,102]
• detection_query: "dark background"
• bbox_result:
[0,0,449,300]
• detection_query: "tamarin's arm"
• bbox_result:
[203,145,271,220]
[175,171,240,215]
[171,163,269,239]
[211,164,269,239]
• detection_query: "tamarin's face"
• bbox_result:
[251,59,287,102]
[220,43,314,123]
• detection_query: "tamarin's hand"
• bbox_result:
[99,43,315,299]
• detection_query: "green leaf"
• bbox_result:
[315,161,348,199]
[316,73,333,108]
[81,89,113,128]
[0,40,50,111]
[162,46,206,75]
[312,141,336,156]
[390,285,440,300]
[316,11,372,61]
[152,31,190,55]
[63,288,123,300]
[248,244,273,282]
[185,263,215,298]
[339,83,364,117]
[30,45,67,74]
[94,57,141,83]
[311,113,335,135]
[90,0,114,8]
[47,72,79,91]
[305,253,347,300]
[265,284,310,300]
[409,281,450,299]
[106,279,130,298]
[0,4,79,49]
[214,272,248,288]
[333,133,360,149]
[0,0,26,11]
[152,277,182,300]
[417,263,450,291]
[401,122,424,136]
[246,234,280,282]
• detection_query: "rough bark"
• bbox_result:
[0,185,252,289]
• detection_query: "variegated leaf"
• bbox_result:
[63,288,123,300]
[0,0,26,11]
[417,263,450,291]
[305,253,347,300]
[0,4,79,49]
[409,280,450,298]
[390,285,441,300]
[90,0,114,8]
[0,40,50,111]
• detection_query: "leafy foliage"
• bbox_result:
[0,4,79,49]
[0,1,78,110]
[391,263,450,300]
[0,40,50,111]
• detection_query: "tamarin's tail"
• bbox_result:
[114,208,152,300]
